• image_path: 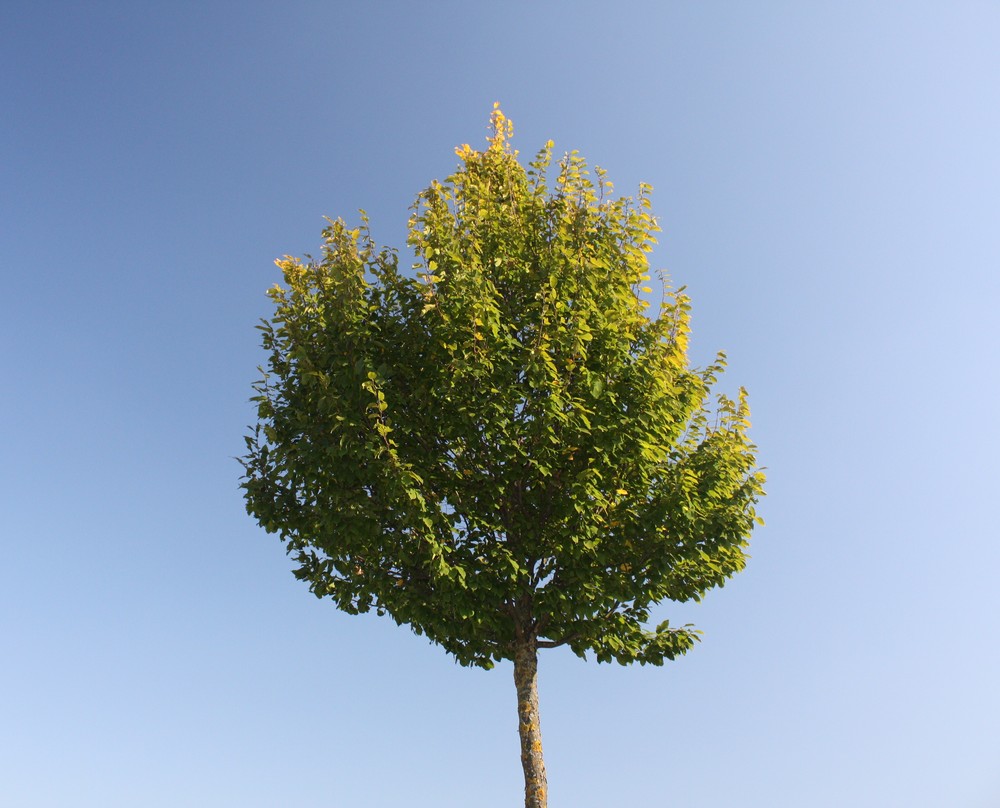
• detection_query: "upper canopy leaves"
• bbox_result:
[241,106,765,668]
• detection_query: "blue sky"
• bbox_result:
[3,2,999,806]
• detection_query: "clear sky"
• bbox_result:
[3,2,999,806]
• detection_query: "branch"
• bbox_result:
[536,599,623,650]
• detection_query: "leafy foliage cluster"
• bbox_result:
[241,107,764,669]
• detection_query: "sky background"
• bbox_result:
[3,2,999,806]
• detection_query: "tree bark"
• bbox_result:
[513,637,547,808]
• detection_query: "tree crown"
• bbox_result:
[241,106,765,668]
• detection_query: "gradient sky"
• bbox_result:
[3,3,999,806]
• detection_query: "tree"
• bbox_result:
[240,106,764,808]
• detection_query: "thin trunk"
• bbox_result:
[513,638,547,808]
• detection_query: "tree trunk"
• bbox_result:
[513,638,547,808]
